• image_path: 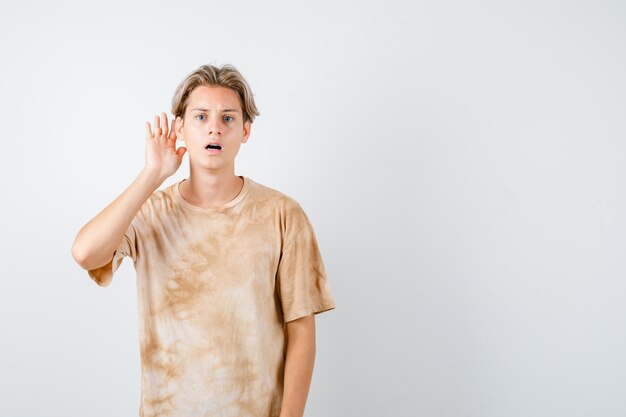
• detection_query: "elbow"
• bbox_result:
[71,240,89,269]
[72,234,115,289]
[71,239,100,271]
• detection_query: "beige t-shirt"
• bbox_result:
[87,176,336,417]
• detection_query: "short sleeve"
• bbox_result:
[276,207,336,323]
[87,222,137,287]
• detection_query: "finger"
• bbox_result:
[161,112,168,135]
[158,115,167,145]
[154,115,162,135]
[168,119,177,141]
[145,121,152,138]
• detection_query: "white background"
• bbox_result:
[1,0,625,416]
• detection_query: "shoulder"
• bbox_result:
[246,178,313,235]
[248,178,305,214]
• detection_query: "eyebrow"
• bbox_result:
[190,108,240,113]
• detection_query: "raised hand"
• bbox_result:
[144,112,187,180]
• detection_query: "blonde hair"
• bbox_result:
[171,63,260,124]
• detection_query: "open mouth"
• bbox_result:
[206,144,222,150]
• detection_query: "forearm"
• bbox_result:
[71,167,164,270]
[280,317,316,417]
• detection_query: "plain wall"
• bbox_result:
[1,0,625,416]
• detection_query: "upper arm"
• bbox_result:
[86,222,137,287]
[284,314,316,341]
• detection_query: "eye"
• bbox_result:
[224,115,234,122]
[195,114,206,121]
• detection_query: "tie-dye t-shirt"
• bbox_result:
[86,176,336,417]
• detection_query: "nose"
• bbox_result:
[207,116,223,136]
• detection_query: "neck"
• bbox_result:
[181,167,244,209]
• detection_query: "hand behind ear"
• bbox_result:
[144,112,186,180]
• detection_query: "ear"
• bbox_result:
[175,116,185,142]
[242,120,251,144]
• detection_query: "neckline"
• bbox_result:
[172,176,252,213]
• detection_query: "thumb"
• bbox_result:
[177,146,187,158]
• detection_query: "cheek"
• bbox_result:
[185,125,204,138]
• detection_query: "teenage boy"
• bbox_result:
[71,64,336,417]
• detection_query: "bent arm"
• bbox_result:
[71,168,165,271]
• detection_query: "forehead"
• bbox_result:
[187,85,242,110]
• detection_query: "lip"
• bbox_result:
[204,140,223,155]
[206,148,222,155]
[205,140,222,148]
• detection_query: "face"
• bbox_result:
[176,85,251,173]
